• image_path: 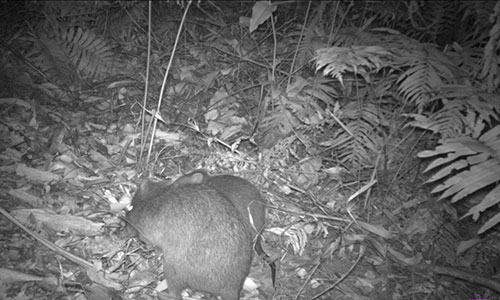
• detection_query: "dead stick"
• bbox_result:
[0,206,93,269]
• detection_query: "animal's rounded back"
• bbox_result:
[125,179,253,300]
[174,170,266,237]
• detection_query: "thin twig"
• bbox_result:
[0,207,93,269]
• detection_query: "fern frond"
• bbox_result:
[314,30,459,109]
[288,28,325,70]
[468,185,500,233]
[301,76,339,106]
[405,100,467,138]
[61,26,120,79]
[405,87,500,138]
[315,46,394,85]
[480,1,500,92]
[32,34,79,85]
[420,129,500,200]
[418,125,500,232]
[396,45,457,108]
[397,62,436,107]
[328,102,387,168]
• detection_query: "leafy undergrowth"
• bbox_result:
[1,1,500,300]
[1,94,499,300]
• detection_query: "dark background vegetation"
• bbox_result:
[0,1,499,300]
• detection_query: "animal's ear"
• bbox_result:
[189,172,204,184]
[173,169,208,185]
